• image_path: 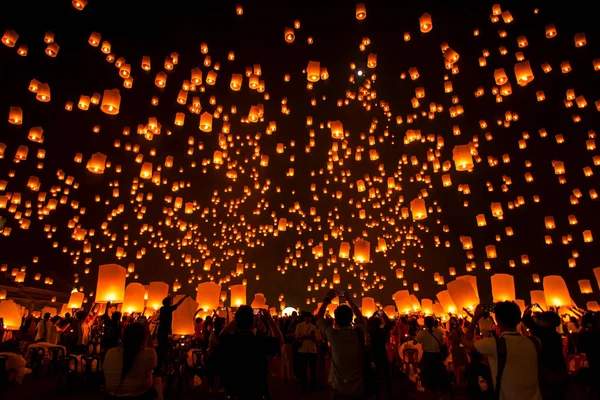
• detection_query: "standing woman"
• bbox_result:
[104,322,157,399]
[415,316,452,398]
[448,317,467,386]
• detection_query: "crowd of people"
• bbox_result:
[1,290,599,400]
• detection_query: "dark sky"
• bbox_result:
[1,0,599,311]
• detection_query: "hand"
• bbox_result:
[472,304,485,321]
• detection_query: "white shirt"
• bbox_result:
[415,328,444,353]
[104,347,157,397]
[474,332,541,400]
[35,320,52,342]
[295,321,318,353]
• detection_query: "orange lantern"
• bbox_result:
[419,13,432,33]
[490,274,515,302]
[578,280,593,294]
[95,264,126,303]
[436,290,458,314]
[100,89,121,115]
[123,283,145,313]
[86,152,107,174]
[67,291,85,309]
[447,278,479,311]
[356,3,367,20]
[361,297,376,317]
[8,106,23,125]
[172,295,197,335]
[147,281,169,310]
[410,198,427,220]
[543,275,571,307]
[196,282,221,311]
[353,238,371,263]
[306,61,320,82]
[230,284,246,307]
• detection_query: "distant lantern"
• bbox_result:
[494,68,508,85]
[199,112,213,132]
[543,275,571,307]
[485,245,497,259]
[100,89,121,115]
[330,120,344,139]
[514,60,534,86]
[67,291,84,309]
[339,242,351,258]
[8,106,23,125]
[307,61,320,82]
[72,0,87,10]
[88,32,101,46]
[36,83,51,102]
[2,30,18,47]
[230,74,243,91]
[45,42,59,57]
[356,3,367,20]
[86,152,107,174]
[452,145,474,171]
[574,33,586,47]
[155,71,167,88]
[361,297,376,317]
[284,27,295,43]
[353,238,371,263]
[419,13,432,33]
[367,53,377,68]
[491,274,515,302]
[230,284,246,307]
[95,264,126,303]
[410,198,427,220]
[545,24,557,38]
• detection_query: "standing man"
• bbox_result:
[155,295,189,372]
[295,312,319,391]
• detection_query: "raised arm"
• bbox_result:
[317,289,337,321]
[462,304,483,351]
[174,295,188,309]
[345,295,364,326]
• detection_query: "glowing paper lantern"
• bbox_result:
[587,301,600,312]
[457,275,480,299]
[410,198,427,220]
[147,281,169,310]
[543,275,571,307]
[230,284,246,307]
[361,297,376,317]
[452,145,474,171]
[123,283,145,314]
[67,291,84,309]
[421,299,433,315]
[530,290,548,310]
[514,61,534,86]
[353,238,370,263]
[100,89,121,115]
[171,295,197,335]
[86,153,107,174]
[395,296,413,314]
[330,121,344,139]
[8,106,23,125]
[356,3,366,20]
[436,290,457,314]
[447,278,479,311]
[251,293,268,309]
[419,13,432,33]
[196,282,221,311]
[95,264,126,303]
[490,274,515,302]
[578,280,593,294]
[306,61,320,82]
[0,300,22,330]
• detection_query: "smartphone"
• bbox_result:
[253,308,261,315]
[335,290,346,298]
[375,310,384,316]
[220,307,228,311]
[482,303,495,313]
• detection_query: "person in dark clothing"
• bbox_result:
[219,305,284,399]
[577,312,600,398]
[522,307,568,400]
[102,303,122,351]
[155,295,189,372]
[464,351,493,399]
[367,312,392,400]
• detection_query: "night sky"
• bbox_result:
[1,0,599,311]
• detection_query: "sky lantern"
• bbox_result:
[436,290,457,314]
[196,282,221,311]
[491,273,515,302]
[230,73,243,90]
[307,61,320,82]
[86,152,107,174]
[8,106,23,125]
[172,295,197,335]
[122,283,146,314]
[448,278,479,311]
[457,275,480,299]
[199,112,213,132]
[330,121,344,139]
[543,275,571,307]
[485,245,497,259]
[100,89,121,115]
[95,264,126,303]
[67,291,84,309]
[140,162,153,179]
[530,290,548,310]
[356,3,367,20]
[410,198,427,220]
[578,280,593,294]
[284,27,295,43]
[155,71,167,88]
[230,284,246,307]
[419,13,432,33]
[514,60,534,86]
[147,281,169,310]
[251,293,268,309]
[0,300,22,330]
[361,297,376,317]
[452,145,474,171]
[2,30,18,47]
[36,83,50,102]
[339,242,350,258]
[353,238,370,263]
